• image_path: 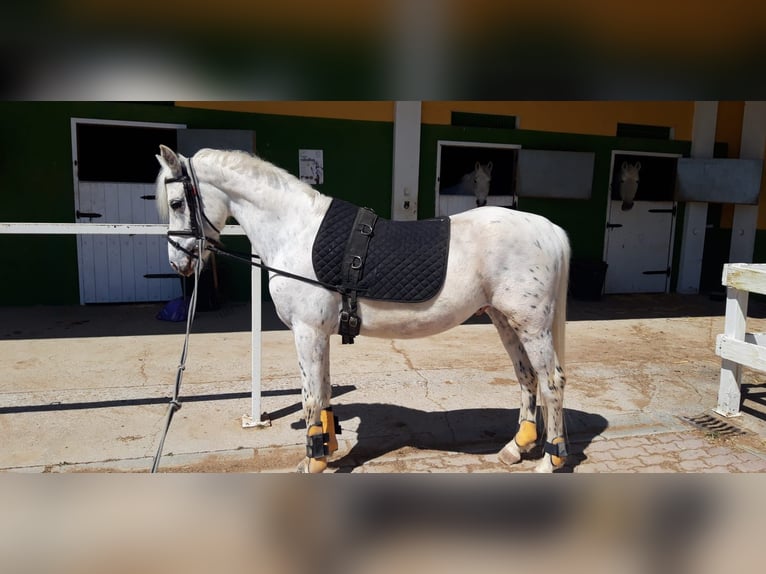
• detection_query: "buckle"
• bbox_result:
[350,255,363,270]
[543,441,568,458]
[306,432,330,458]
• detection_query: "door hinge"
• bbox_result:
[648,206,676,215]
[76,210,102,218]
[642,267,671,276]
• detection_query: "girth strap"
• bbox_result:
[339,207,378,344]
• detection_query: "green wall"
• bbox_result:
[0,102,392,305]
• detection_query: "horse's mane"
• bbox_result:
[156,148,319,220]
[196,148,318,196]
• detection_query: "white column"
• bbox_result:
[242,253,267,428]
[676,101,717,294]
[730,101,766,263]
[391,101,421,221]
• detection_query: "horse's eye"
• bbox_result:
[169,199,183,211]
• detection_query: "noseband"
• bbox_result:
[165,159,221,259]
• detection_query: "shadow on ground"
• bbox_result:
[4,293,760,341]
[290,403,609,473]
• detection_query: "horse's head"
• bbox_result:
[473,161,493,207]
[155,145,227,276]
[619,161,640,211]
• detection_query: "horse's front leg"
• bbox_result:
[292,323,336,473]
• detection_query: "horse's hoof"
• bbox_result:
[296,457,327,473]
[498,443,522,466]
[534,455,565,473]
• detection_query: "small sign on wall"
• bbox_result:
[299,149,324,185]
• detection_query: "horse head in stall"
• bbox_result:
[619,161,641,211]
[470,161,493,207]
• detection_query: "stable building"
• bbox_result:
[1,101,764,306]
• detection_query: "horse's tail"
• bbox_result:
[552,225,570,371]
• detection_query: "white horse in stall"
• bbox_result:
[442,161,493,207]
[618,161,641,211]
[155,146,570,473]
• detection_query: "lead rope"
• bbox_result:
[150,236,203,473]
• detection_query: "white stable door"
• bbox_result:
[604,199,676,293]
[76,182,181,303]
[73,121,254,304]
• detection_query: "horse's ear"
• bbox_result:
[621,161,628,170]
[158,145,182,176]
[487,161,493,172]
[635,161,641,170]
[475,161,480,170]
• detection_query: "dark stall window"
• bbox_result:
[438,144,518,198]
[76,123,178,183]
[610,153,678,203]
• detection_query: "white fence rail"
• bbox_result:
[0,222,266,428]
[715,263,766,416]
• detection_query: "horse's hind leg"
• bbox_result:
[486,308,540,466]
[520,327,566,473]
[291,323,336,473]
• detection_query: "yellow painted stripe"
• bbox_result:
[422,101,695,140]
[176,101,394,122]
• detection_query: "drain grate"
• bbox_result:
[682,413,747,437]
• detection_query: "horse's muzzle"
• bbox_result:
[171,255,197,277]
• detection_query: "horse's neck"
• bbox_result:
[198,157,329,264]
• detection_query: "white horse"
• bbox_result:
[442,161,493,207]
[155,146,570,473]
[618,161,641,211]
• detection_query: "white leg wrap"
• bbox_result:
[498,440,523,466]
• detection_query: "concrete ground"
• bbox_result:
[2,293,766,473]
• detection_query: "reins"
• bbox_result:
[205,243,347,294]
[150,235,203,473]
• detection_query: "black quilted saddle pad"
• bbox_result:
[312,199,451,302]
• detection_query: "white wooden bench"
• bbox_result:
[715,263,766,416]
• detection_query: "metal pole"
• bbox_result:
[242,249,269,428]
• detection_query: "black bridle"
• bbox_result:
[163,158,345,293]
[164,158,222,259]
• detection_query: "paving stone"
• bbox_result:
[706,453,749,467]
[635,465,675,473]
[699,466,734,473]
[735,459,766,472]
[677,448,709,461]
[639,453,678,466]
[650,441,683,454]
[679,459,711,471]
[611,445,650,460]
[674,438,710,450]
